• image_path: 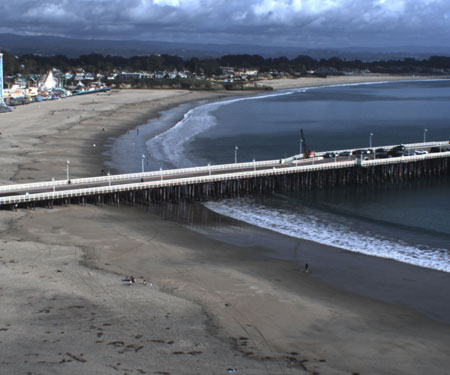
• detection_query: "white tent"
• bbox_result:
[40,70,60,91]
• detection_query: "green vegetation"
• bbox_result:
[1,50,449,92]
[1,51,449,77]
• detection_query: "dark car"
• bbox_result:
[390,144,406,152]
[388,144,406,157]
[339,151,351,156]
[376,147,387,153]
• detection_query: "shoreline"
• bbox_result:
[106,75,449,275]
[1,76,449,374]
[143,199,450,323]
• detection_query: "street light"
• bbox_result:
[423,128,428,143]
[300,138,304,156]
[66,160,70,183]
[234,145,238,164]
[141,154,145,173]
[369,132,374,148]
[208,163,211,176]
[253,158,256,172]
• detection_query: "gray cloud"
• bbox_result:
[0,0,449,48]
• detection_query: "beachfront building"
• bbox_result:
[168,70,188,79]
[63,72,74,81]
[3,85,26,100]
[74,69,86,81]
[119,72,153,80]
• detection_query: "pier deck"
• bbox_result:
[1,141,448,209]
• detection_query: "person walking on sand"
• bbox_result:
[305,263,309,273]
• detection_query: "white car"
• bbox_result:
[414,150,428,155]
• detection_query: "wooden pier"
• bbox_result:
[0,141,449,210]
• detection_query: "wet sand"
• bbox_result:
[1,79,449,375]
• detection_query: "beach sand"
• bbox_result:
[257,74,437,90]
[1,77,449,375]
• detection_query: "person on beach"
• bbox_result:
[123,276,136,284]
[305,263,309,273]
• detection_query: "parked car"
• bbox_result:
[388,144,406,157]
[339,151,351,156]
[414,150,428,155]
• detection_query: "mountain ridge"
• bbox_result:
[1,33,449,61]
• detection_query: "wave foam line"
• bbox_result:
[205,199,450,273]
[146,90,295,167]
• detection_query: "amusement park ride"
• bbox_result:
[0,53,10,112]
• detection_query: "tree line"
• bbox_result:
[2,49,450,77]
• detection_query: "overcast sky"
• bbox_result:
[0,0,449,48]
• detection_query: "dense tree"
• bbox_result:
[1,50,19,75]
[219,54,265,69]
[186,57,201,75]
[202,59,222,76]
[1,50,449,80]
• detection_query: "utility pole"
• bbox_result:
[0,53,10,112]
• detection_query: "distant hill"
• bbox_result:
[1,33,449,61]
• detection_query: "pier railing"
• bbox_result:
[311,140,450,158]
[0,158,285,194]
[1,141,448,195]
[1,149,449,206]
[361,151,450,166]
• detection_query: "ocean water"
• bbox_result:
[123,80,450,273]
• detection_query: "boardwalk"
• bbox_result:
[1,141,449,209]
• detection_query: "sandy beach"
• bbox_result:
[1,76,449,375]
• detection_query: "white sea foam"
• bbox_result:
[204,199,450,273]
[146,78,447,167]
[145,80,450,273]
[146,90,295,167]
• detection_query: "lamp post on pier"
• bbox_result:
[369,132,373,148]
[234,145,238,164]
[423,128,428,143]
[141,154,145,173]
[300,138,303,156]
[66,160,70,183]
